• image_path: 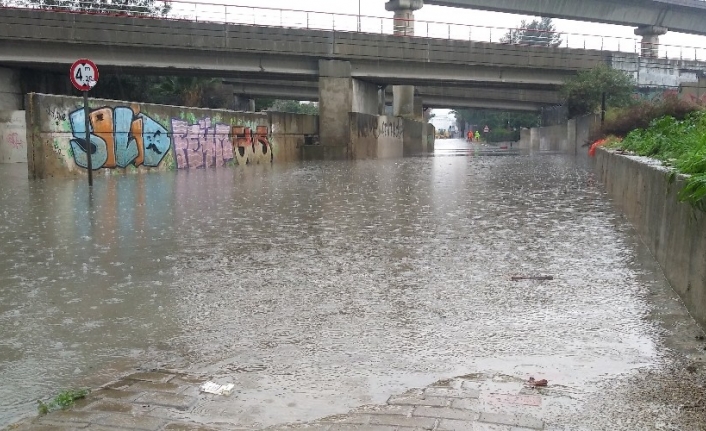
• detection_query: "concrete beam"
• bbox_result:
[423,0,706,36]
[223,78,562,105]
[0,8,610,89]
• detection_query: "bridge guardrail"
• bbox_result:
[1,0,705,62]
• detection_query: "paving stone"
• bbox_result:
[37,410,106,425]
[163,422,225,430]
[134,392,197,411]
[82,399,148,414]
[413,406,480,421]
[329,425,398,431]
[93,413,166,430]
[34,419,90,429]
[436,419,478,431]
[369,414,436,429]
[26,425,84,431]
[126,381,186,394]
[353,404,413,416]
[477,412,544,430]
[388,394,450,407]
[424,388,481,399]
[92,388,143,402]
[451,399,483,411]
[124,371,176,383]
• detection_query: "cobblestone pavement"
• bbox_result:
[13,371,558,431]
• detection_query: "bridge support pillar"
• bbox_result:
[634,25,667,58]
[386,0,423,118]
[0,68,22,111]
[318,60,379,157]
[233,95,255,112]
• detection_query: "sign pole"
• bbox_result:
[84,90,93,186]
[70,58,99,187]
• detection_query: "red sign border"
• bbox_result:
[70,59,99,92]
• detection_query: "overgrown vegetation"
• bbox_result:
[602,99,706,210]
[562,65,635,118]
[37,389,90,416]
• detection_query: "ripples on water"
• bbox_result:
[0,141,664,426]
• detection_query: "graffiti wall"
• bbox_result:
[26,93,317,179]
[0,110,27,163]
[349,113,404,159]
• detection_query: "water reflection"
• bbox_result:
[0,141,668,426]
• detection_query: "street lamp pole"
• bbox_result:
[358,0,361,32]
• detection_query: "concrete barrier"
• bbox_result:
[523,114,600,155]
[596,148,706,328]
[25,93,315,178]
[0,110,26,163]
[348,113,404,159]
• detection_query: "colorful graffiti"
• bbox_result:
[69,106,171,169]
[171,117,271,169]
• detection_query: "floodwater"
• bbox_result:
[0,140,702,427]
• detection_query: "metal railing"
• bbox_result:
[2,0,706,62]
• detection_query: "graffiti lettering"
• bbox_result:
[46,107,67,123]
[379,120,403,138]
[69,106,170,170]
[6,132,22,150]
[171,117,234,169]
[233,125,272,166]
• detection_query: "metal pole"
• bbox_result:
[358,0,361,32]
[601,92,606,126]
[84,90,93,186]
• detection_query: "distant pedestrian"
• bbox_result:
[475,131,481,142]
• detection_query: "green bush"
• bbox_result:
[614,110,706,210]
[486,129,520,143]
[593,96,703,142]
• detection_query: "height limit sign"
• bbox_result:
[70,59,99,91]
[70,59,99,186]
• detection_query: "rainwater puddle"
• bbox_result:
[0,140,694,427]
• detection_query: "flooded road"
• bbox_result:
[0,140,702,428]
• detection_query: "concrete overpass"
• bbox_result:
[421,0,706,37]
[224,79,559,111]
[1,7,704,147]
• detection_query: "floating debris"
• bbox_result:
[200,381,235,396]
[511,276,554,281]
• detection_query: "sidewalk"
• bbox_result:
[12,360,706,431]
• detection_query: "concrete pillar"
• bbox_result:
[234,95,255,112]
[386,0,422,118]
[318,60,379,156]
[413,97,424,121]
[634,25,667,58]
[0,68,22,111]
[378,85,387,115]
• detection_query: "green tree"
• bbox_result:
[501,17,562,47]
[22,0,170,15]
[268,100,319,115]
[562,64,635,117]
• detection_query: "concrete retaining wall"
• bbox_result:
[25,93,314,179]
[0,110,27,163]
[519,114,600,155]
[348,113,404,159]
[596,148,706,328]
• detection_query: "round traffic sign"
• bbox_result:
[70,59,99,91]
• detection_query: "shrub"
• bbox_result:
[590,96,704,143]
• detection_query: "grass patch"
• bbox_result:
[37,389,90,416]
[608,109,706,210]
